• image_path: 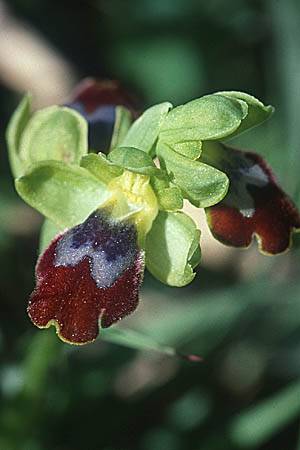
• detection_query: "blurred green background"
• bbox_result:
[1,0,300,449]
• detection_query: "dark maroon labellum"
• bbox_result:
[204,145,300,254]
[65,78,138,152]
[28,211,144,344]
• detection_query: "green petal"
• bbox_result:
[121,102,172,154]
[108,146,161,176]
[157,142,229,207]
[216,91,274,137]
[6,94,32,177]
[16,161,110,229]
[110,105,133,150]
[145,211,201,287]
[159,94,247,148]
[230,379,300,448]
[19,106,88,167]
[80,153,123,184]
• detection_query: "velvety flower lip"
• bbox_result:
[28,210,144,344]
[65,78,138,151]
[203,144,300,255]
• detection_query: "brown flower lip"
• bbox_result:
[204,145,300,255]
[28,211,145,345]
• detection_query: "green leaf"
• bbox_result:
[230,379,300,448]
[157,142,229,207]
[110,105,133,149]
[108,146,161,176]
[80,152,123,184]
[101,327,178,357]
[19,106,88,167]
[101,327,202,361]
[22,329,60,399]
[159,94,248,147]
[16,160,110,229]
[6,94,32,178]
[151,174,183,211]
[121,102,172,154]
[145,210,201,287]
[216,91,274,137]
[39,219,62,254]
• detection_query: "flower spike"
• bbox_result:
[8,82,300,354]
[28,210,144,344]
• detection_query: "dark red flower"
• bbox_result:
[28,210,144,344]
[65,78,138,151]
[203,143,300,254]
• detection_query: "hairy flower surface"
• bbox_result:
[28,210,144,344]
[202,143,300,254]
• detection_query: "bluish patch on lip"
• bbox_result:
[68,102,115,125]
[65,101,115,151]
[54,211,138,288]
[64,78,137,152]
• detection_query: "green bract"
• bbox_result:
[16,161,110,229]
[146,211,201,286]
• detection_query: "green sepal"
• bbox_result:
[18,105,88,168]
[145,211,201,287]
[157,142,229,208]
[6,93,32,178]
[15,160,110,229]
[108,146,161,176]
[39,219,62,254]
[110,106,133,150]
[80,152,123,184]
[159,94,248,149]
[121,102,172,154]
[216,91,274,137]
[151,174,183,211]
